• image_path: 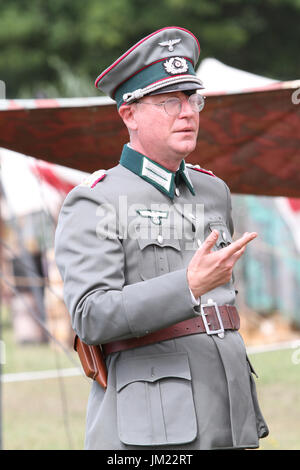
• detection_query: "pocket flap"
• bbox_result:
[116,352,191,392]
[135,225,180,250]
[137,236,181,251]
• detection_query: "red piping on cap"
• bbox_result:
[95,26,200,89]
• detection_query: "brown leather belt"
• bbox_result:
[102,304,240,356]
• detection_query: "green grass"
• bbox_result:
[2,316,300,450]
[2,327,79,374]
[248,349,300,450]
[3,376,90,450]
[2,316,89,450]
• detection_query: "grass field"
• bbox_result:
[2,322,300,450]
[249,348,300,450]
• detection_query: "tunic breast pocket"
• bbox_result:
[208,220,232,249]
[136,227,183,280]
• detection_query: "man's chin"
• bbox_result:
[172,140,197,158]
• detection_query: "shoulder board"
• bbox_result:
[186,163,216,177]
[80,169,106,188]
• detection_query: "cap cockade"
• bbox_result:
[95,26,204,108]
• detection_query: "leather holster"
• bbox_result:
[74,335,107,389]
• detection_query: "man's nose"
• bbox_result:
[179,97,195,117]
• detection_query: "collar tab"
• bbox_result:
[120,145,195,198]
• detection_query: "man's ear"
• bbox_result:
[118,104,138,131]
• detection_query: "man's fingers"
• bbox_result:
[195,230,256,262]
[200,229,219,253]
[230,245,246,262]
[224,232,257,258]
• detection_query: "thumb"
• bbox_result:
[200,230,219,253]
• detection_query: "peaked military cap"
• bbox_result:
[95,26,204,108]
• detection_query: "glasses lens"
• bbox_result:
[189,93,205,112]
[161,94,205,116]
[164,98,182,116]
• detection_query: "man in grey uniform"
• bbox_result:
[55,26,269,450]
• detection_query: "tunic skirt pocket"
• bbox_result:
[116,352,197,446]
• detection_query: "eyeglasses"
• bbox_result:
[136,93,205,116]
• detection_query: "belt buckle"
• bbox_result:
[200,300,225,338]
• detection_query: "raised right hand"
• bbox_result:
[187,230,257,299]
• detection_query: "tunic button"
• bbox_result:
[157,234,163,244]
[175,187,180,197]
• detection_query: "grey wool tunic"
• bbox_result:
[55,144,269,450]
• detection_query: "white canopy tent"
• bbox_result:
[197,57,277,93]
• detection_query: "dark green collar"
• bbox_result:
[119,144,195,199]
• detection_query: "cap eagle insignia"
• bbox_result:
[158,38,181,52]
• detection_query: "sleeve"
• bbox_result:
[55,186,201,345]
[223,180,234,237]
[222,180,237,287]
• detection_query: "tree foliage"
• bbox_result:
[0,0,299,98]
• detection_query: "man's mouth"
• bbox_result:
[175,128,195,132]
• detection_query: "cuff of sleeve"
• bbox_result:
[122,269,200,337]
[189,288,200,306]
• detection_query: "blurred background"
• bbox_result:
[0,0,300,450]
